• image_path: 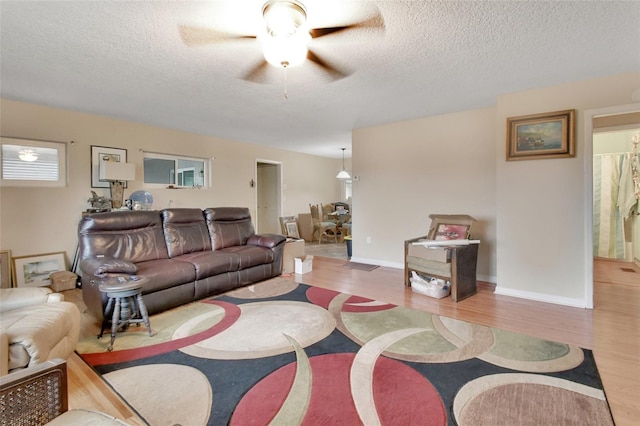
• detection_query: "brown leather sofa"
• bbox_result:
[78,207,286,321]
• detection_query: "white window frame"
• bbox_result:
[143,151,209,189]
[0,137,67,187]
[340,178,353,203]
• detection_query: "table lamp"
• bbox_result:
[100,161,136,209]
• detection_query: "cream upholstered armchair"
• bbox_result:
[0,287,80,376]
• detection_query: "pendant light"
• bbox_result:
[336,148,351,179]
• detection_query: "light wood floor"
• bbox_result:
[66,255,640,426]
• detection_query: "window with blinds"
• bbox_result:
[1,138,67,186]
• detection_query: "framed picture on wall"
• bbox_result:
[91,145,128,188]
[0,250,11,288]
[12,252,67,287]
[506,109,575,161]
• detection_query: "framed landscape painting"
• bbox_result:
[12,252,66,287]
[506,109,575,161]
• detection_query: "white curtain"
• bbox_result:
[594,153,640,259]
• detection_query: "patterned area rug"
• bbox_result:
[77,277,613,426]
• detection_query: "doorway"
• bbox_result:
[585,104,640,308]
[255,160,282,234]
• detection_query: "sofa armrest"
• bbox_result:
[80,257,138,278]
[247,233,287,249]
[0,287,57,313]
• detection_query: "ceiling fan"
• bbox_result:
[179,0,385,83]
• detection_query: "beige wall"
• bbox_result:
[352,71,640,307]
[495,72,639,307]
[352,107,497,280]
[0,99,342,264]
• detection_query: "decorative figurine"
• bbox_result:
[87,191,111,212]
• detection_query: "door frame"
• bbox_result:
[254,159,283,234]
[584,103,640,309]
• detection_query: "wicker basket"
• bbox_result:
[49,271,77,292]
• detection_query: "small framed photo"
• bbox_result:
[285,222,300,239]
[279,216,296,235]
[506,109,575,161]
[91,145,128,188]
[1,250,11,288]
[12,252,67,287]
[433,224,470,241]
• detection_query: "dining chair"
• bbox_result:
[321,203,335,222]
[309,204,338,244]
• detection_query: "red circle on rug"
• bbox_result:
[230,353,446,425]
[306,286,396,313]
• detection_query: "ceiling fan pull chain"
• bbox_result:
[283,63,289,99]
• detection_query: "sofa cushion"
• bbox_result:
[135,259,197,294]
[162,209,212,258]
[173,251,240,280]
[78,211,169,263]
[217,245,275,269]
[205,207,255,249]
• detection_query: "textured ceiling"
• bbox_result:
[1,1,639,158]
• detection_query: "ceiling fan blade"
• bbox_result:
[242,60,272,83]
[309,11,385,39]
[307,50,351,81]
[178,25,256,47]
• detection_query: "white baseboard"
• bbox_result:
[494,286,587,309]
[349,257,404,269]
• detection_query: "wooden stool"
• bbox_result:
[98,277,155,351]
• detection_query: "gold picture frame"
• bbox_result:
[12,251,67,287]
[506,109,575,161]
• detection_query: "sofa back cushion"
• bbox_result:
[78,210,169,263]
[162,208,212,258]
[205,207,255,249]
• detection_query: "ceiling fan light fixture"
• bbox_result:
[260,0,310,68]
[260,31,310,67]
[18,149,38,162]
[262,0,307,37]
[336,148,351,179]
